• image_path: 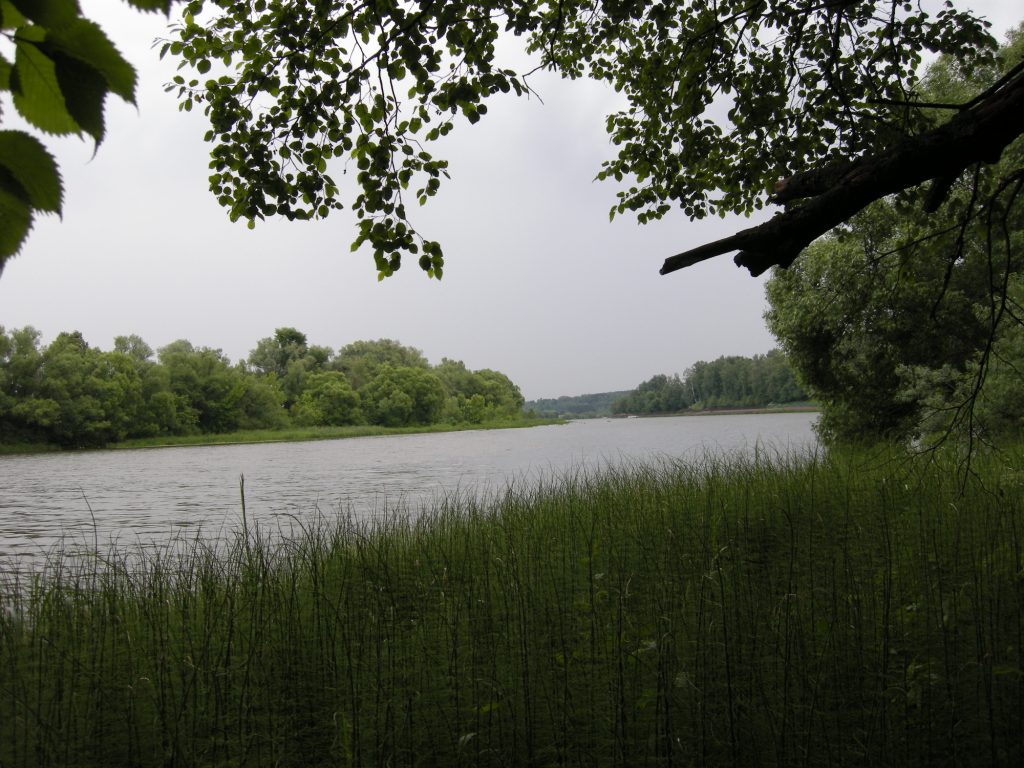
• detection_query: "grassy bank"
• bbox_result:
[0,417,562,455]
[2,447,1022,766]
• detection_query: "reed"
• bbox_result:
[1,446,1022,766]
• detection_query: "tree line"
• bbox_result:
[611,350,807,415]
[525,391,631,420]
[0,327,525,448]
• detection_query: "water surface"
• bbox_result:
[0,413,816,568]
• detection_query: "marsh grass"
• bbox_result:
[1,446,1022,766]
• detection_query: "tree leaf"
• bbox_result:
[9,0,80,30]
[0,185,33,266]
[0,53,11,90]
[11,30,79,135]
[0,165,28,202]
[45,18,136,103]
[52,51,107,145]
[122,0,173,13]
[0,0,27,30]
[0,129,63,213]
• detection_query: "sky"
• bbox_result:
[0,1,1018,401]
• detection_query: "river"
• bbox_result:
[0,412,817,570]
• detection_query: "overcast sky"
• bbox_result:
[0,2,1018,400]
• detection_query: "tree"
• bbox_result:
[1,325,47,442]
[134,360,192,436]
[246,327,309,378]
[2,328,530,445]
[333,339,430,390]
[0,0,171,271]
[613,373,692,414]
[361,364,446,427]
[22,332,146,447]
[113,334,155,365]
[158,339,263,433]
[524,391,632,419]
[474,369,526,417]
[166,0,1018,283]
[234,373,289,430]
[290,371,362,426]
[766,36,1024,444]
[435,358,525,422]
[0,325,44,398]
[246,327,332,407]
[612,351,805,414]
[766,197,1020,443]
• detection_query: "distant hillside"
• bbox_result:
[524,391,631,419]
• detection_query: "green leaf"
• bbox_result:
[0,130,63,213]
[0,166,28,202]
[0,185,33,265]
[122,0,172,12]
[0,0,27,29]
[0,54,11,90]
[11,31,79,135]
[9,0,80,30]
[45,18,136,103]
[52,51,107,145]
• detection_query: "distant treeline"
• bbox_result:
[524,391,631,419]
[0,327,525,448]
[613,350,807,414]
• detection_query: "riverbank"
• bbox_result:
[0,417,564,455]
[617,402,819,418]
[2,445,1021,766]
[684,402,819,415]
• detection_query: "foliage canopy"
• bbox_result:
[162,0,1016,280]
[766,33,1024,445]
[613,350,806,415]
[0,326,526,447]
[3,1,1019,285]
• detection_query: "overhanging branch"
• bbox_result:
[661,69,1024,278]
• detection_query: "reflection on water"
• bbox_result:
[0,413,817,569]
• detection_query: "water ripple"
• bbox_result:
[0,415,817,571]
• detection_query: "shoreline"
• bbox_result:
[0,408,816,455]
[669,404,818,416]
[0,418,565,456]
[604,404,819,419]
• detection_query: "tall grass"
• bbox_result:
[1,446,1022,766]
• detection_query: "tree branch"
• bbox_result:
[661,69,1024,278]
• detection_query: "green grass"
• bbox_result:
[1,446,1023,766]
[0,441,63,456]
